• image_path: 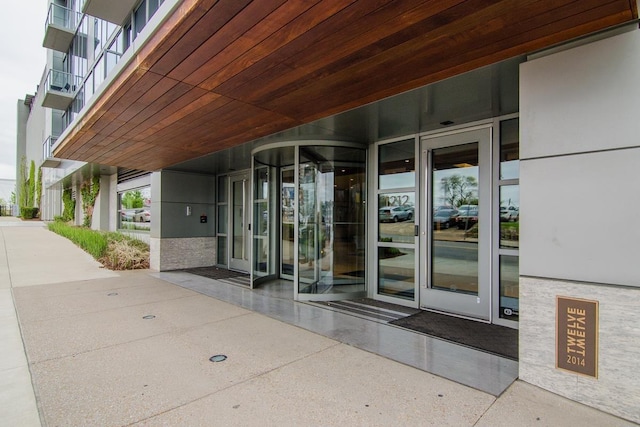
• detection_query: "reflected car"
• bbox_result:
[379,206,412,222]
[120,209,136,222]
[500,206,519,222]
[133,209,151,222]
[455,206,478,229]
[433,209,458,229]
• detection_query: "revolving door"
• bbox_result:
[252,141,367,301]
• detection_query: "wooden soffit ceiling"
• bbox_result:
[54,0,638,171]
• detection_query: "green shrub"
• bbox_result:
[20,207,39,219]
[62,188,75,221]
[47,222,149,270]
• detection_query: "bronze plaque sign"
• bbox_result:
[556,296,599,378]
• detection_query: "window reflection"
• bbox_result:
[378,247,415,300]
[378,139,416,301]
[118,186,151,231]
[500,185,519,248]
[297,146,366,295]
[500,118,519,180]
[431,143,479,295]
[500,255,519,319]
[379,139,415,189]
[498,118,520,322]
[378,192,415,244]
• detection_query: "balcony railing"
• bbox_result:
[41,136,61,168]
[42,69,82,110]
[43,3,81,52]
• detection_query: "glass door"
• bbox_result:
[281,167,295,279]
[229,173,250,272]
[420,127,491,320]
[296,145,366,300]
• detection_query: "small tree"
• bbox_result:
[27,160,36,208]
[81,176,101,227]
[440,174,478,207]
[35,167,42,209]
[62,187,75,221]
[17,156,28,208]
[121,190,144,209]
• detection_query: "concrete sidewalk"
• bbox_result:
[0,217,636,426]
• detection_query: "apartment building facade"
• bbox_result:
[17,1,640,422]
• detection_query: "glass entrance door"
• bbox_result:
[229,174,250,272]
[251,142,366,300]
[420,127,491,320]
[281,167,295,279]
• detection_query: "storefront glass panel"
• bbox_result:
[499,255,519,320]
[379,139,415,189]
[378,192,415,244]
[118,186,151,231]
[500,118,520,180]
[378,247,415,300]
[500,185,519,249]
[377,138,416,302]
[497,117,519,323]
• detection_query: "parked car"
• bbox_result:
[379,206,412,222]
[500,206,519,222]
[133,209,151,222]
[120,209,136,222]
[455,205,478,229]
[433,209,458,229]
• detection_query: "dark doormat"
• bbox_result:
[390,310,519,360]
[182,266,249,281]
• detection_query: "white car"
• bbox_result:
[379,206,413,222]
[500,206,519,222]
[133,209,151,222]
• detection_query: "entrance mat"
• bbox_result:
[390,310,518,360]
[182,267,249,282]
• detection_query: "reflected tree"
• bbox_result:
[441,174,478,207]
[121,190,144,209]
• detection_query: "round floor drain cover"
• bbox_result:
[209,355,227,362]
[142,315,156,319]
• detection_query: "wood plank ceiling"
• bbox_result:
[53,0,638,171]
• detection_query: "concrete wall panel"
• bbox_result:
[520,147,640,287]
[520,29,640,160]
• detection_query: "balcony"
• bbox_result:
[41,136,61,168]
[82,0,137,26]
[41,69,80,110]
[43,3,81,52]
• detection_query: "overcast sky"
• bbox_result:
[0,2,47,180]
